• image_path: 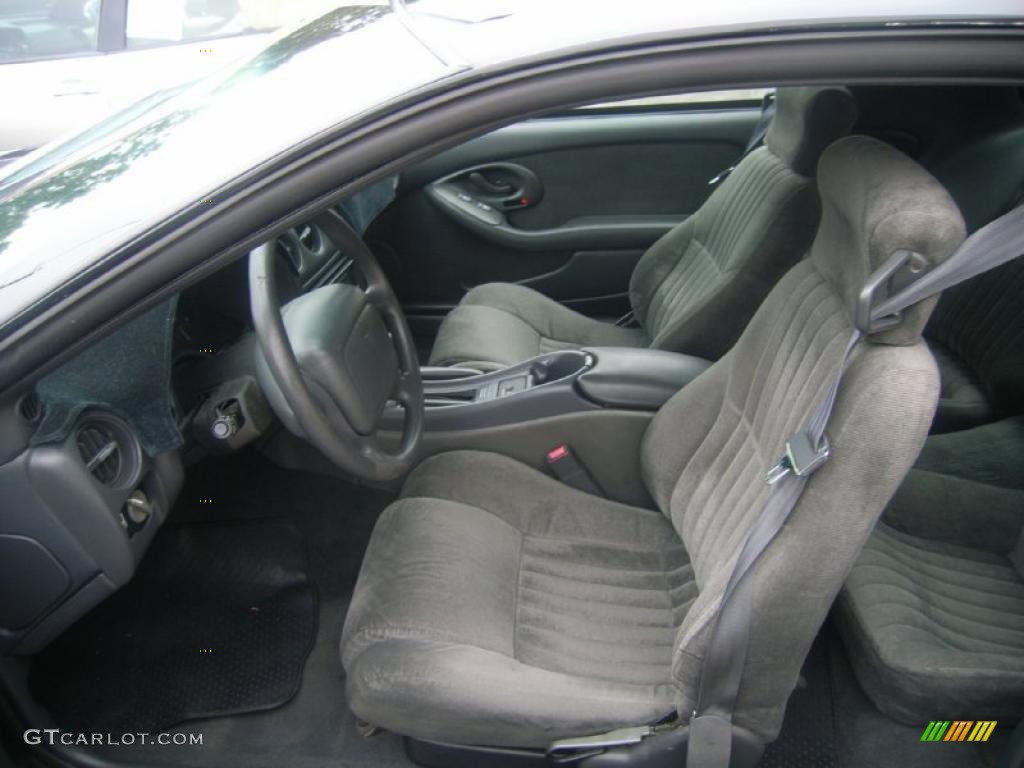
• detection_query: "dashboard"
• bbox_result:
[0,185,387,656]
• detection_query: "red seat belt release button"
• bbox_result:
[545,444,604,497]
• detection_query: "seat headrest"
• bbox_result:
[811,135,967,345]
[765,86,858,176]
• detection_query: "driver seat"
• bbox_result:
[340,137,965,759]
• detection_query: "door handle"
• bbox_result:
[468,172,513,196]
[441,162,543,210]
[427,182,683,251]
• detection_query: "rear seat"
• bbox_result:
[923,255,1024,433]
[837,118,1024,724]
[923,123,1024,434]
[836,417,1024,723]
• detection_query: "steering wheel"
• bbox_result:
[249,208,423,481]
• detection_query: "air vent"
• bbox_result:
[18,391,42,423]
[76,422,124,486]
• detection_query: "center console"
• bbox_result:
[199,336,713,506]
[380,347,711,432]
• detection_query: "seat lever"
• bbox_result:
[547,725,655,763]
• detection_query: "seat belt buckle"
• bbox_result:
[546,444,604,497]
[765,431,830,485]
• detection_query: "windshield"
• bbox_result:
[0,3,453,332]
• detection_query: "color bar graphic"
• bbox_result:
[920,720,997,742]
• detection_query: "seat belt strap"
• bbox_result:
[688,203,1024,768]
[708,93,776,187]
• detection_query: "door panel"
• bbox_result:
[368,106,761,342]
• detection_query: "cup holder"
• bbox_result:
[525,350,591,385]
[420,349,592,406]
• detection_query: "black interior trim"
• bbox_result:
[425,182,685,250]
[398,109,758,191]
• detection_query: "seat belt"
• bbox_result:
[708,93,776,188]
[688,203,1024,768]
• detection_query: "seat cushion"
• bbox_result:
[428,283,646,371]
[836,524,1024,724]
[341,451,695,748]
[929,340,995,434]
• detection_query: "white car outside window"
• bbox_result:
[0,0,340,159]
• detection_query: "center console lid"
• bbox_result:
[576,347,711,410]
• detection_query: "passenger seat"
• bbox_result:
[428,86,857,370]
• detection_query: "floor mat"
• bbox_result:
[760,636,840,768]
[30,520,317,734]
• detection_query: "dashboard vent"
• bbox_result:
[18,391,42,423]
[76,422,123,486]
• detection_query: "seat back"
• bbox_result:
[628,86,857,360]
[640,136,965,741]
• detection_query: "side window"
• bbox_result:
[125,0,338,48]
[0,0,100,63]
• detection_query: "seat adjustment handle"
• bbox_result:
[547,725,656,762]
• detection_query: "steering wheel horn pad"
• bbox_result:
[249,208,424,481]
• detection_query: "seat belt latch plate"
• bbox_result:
[765,431,829,485]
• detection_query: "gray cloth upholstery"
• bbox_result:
[342,136,964,748]
[342,452,690,748]
[837,525,1024,724]
[810,136,967,347]
[429,86,856,370]
[927,341,994,434]
[427,282,647,372]
[837,416,1024,723]
[924,253,1024,433]
[763,85,860,177]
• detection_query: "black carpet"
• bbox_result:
[761,637,839,768]
[79,451,412,768]
[30,519,317,734]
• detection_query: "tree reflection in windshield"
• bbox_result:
[220,5,387,86]
[0,4,394,270]
[0,108,194,259]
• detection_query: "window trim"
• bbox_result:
[540,89,772,119]
[97,0,127,53]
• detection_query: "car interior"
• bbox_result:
[0,83,1022,768]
